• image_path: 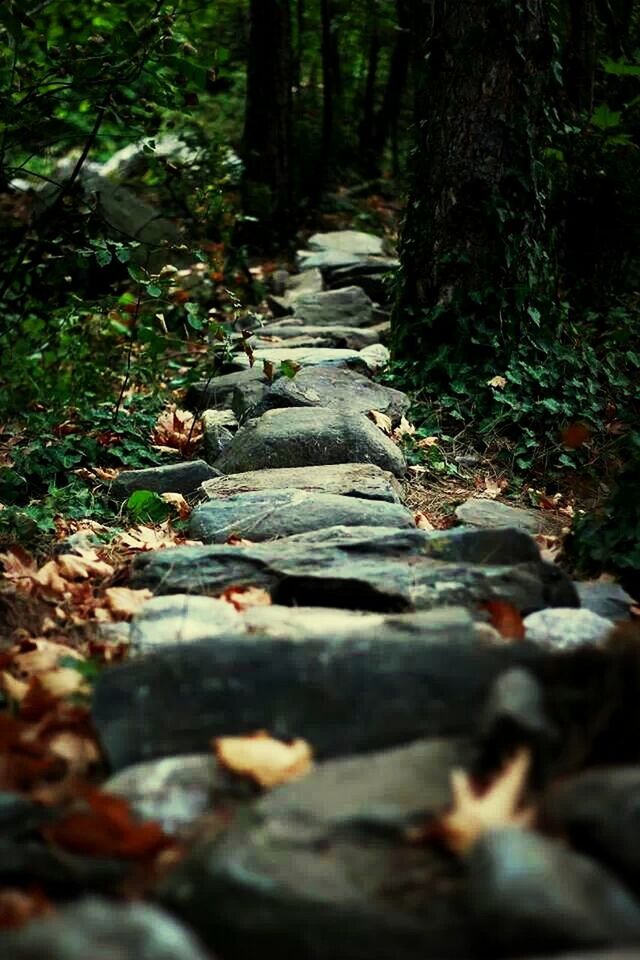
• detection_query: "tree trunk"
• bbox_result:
[565,0,597,113]
[242,0,293,245]
[320,0,342,175]
[371,0,411,171]
[359,8,381,161]
[393,0,555,376]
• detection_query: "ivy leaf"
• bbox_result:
[125,490,170,523]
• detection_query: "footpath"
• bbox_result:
[2,228,639,960]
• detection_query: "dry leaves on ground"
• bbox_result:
[481,599,526,641]
[220,585,272,611]
[113,523,202,554]
[409,748,534,855]
[151,405,202,454]
[214,730,313,788]
[368,409,393,434]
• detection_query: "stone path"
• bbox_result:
[4,228,640,960]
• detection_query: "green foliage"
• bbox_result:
[569,437,640,580]
[125,489,171,523]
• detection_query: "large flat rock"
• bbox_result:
[110,460,219,499]
[129,524,577,614]
[455,497,555,535]
[0,898,211,960]
[291,286,377,327]
[185,368,268,411]
[307,230,386,256]
[200,463,404,504]
[129,596,479,653]
[250,323,380,350]
[189,488,414,543]
[92,610,544,770]
[244,364,410,424]
[213,407,407,477]
[230,345,387,375]
[157,738,473,960]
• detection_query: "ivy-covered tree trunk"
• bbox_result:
[242,0,293,244]
[393,0,556,382]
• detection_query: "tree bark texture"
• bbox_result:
[393,0,555,367]
[242,0,293,243]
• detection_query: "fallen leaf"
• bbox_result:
[151,405,202,454]
[368,410,393,435]
[1,672,29,703]
[13,639,84,679]
[0,887,53,930]
[214,731,313,788]
[45,787,171,859]
[220,586,272,611]
[393,416,416,440]
[104,586,153,619]
[410,749,533,855]
[487,375,507,390]
[48,730,100,779]
[482,477,505,500]
[56,550,114,581]
[481,600,525,641]
[160,492,191,519]
[560,422,591,449]
[415,512,435,531]
[416,436,439,449]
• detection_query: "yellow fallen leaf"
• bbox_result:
[393,416,415,440]
[48,730,101,777]
[1,671,29,703]
[14,639,84,678]
[416,436,439,449]
[38,667,90,699]
[487,375,507,390]
[160,492,192,519]
[410,748,534,856]
[415,511,435,531]
[368,410,393,435]
[214,730,313,788]
[56,550,114,580]
[104,586,153,619]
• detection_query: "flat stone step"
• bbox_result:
[232,365,409,425]
[200,463,404,504]
[213,407,406,477]
[129,524,577,615]
[189,488,415,544]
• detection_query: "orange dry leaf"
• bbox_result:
[160,492,191,519]
[368,410,393,434]
[482,600,526,641]
[412,748,534,856]
[0,887,54,930]
[44,787,172,859]
[114,523,201,553]
[560,422,591,449]
[214,730,313,788]
[104,586,153,619]
[220,585,272,611]
[151,405,202,454]
[56,549,114,581]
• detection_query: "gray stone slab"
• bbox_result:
[247,364,409,424]
[213,407,407,477]
[189,488,414,543]
[250,323,380,350]
[110,460,219,499]
[230,346,372,372]
[307,230,385,256]
[129,524,577,615]
[130,595,244,653]
[157,739,473,960]
[469,829,640,953]
[292,286,377,327]
[184,368,268,411]
[0,898,212,960]
[200,463,404,504]
[455,497,553,534]
[576,580,637,620]
[92,612,543,770]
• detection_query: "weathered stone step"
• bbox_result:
[92,608,543,770]
[230,365,409,425]
[249,323,380,350]
[189,488,415,544]
[129,524,576,614]
[199,463,404,505]
[212,407,406,476]
[230,344,389,376]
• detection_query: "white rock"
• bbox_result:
[524,607,614,651]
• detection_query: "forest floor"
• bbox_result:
[0,163,639,957]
